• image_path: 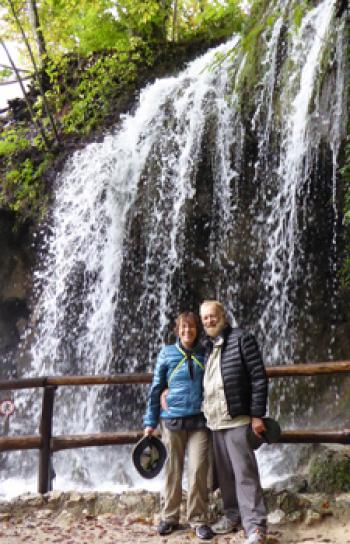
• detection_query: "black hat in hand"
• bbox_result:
[132,436,167,479]
[248,417,282,450]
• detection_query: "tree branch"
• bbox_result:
[0,76,32,85]
[0,63,31,73]
[0,38,51,149]
[7,0,60,144]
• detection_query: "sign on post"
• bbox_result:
[0,399,15,417]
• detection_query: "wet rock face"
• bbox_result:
[0,209,33,376]
[335,0,348,18]
[112,105,218,373]
[308,446,350,494]
[113,106,350,370]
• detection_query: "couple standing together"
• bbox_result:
[143,300,268,544]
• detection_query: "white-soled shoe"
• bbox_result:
[245,528,266,543]
[211,516,240,534]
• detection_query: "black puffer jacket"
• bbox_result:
[205,325,268,418]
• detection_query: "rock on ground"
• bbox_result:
[2,489,350,543]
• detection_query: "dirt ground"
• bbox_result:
[1,513,350,544]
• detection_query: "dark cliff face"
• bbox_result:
[0,210,33,376]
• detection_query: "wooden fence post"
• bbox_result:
[38,385,57,494]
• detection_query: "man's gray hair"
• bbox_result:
[200,300,227,318]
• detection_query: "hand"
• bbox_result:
[144,427,154,436]
[160,388,169,411]
[251,417,266,437]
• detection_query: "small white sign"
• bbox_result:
[0,400,15,417]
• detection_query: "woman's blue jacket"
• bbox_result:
[143,341,205,429]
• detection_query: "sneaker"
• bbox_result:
[195,524,215,540]
[157,520,179,535]
[245,528,266,543]
[211,515,240,534]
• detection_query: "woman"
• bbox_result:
[143,311,213,541]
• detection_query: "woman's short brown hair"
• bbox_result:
[174,312,200,339]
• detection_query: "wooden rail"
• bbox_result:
[267,361,350,377]
[1,362,350,391]
[1,360,350,494]
[1,429,350,453]
[0,374,152,390]
[39,386,56,493]
[280,430,350,444]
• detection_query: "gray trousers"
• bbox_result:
[161,422,210,525]
[212,425,267,536]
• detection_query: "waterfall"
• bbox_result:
[258,0,337,362]
[2,0,348,496]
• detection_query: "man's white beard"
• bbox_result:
[204,317,226,338]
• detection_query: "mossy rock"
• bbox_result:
[264,489,310,514]
[308,448,350,493]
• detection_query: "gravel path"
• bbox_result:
[1,513,350,544]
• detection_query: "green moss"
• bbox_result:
[216,23,273,122]
[243,0,271,35]
[0,154,52,221]
[222,0,282,115]
[45,40,155,136]
[0,123,53,222]
[292,1,308,30]
[240,0,280,56]
[309,451,350,493]
[0,128,30,157]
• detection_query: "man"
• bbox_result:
[200,300,268,544]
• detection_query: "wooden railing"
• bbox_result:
[1,361,350,494]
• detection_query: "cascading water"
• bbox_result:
[1,0,348,497]
[252,2,333,361]
[259,0,340,362]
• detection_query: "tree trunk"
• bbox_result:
[27,0,47,62]
[7,0,60,144]
[0,39,50,149]
[172,0,178,42]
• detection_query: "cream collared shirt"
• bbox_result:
[202,336,251,431]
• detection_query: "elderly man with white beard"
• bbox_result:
[200,300,268,544]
